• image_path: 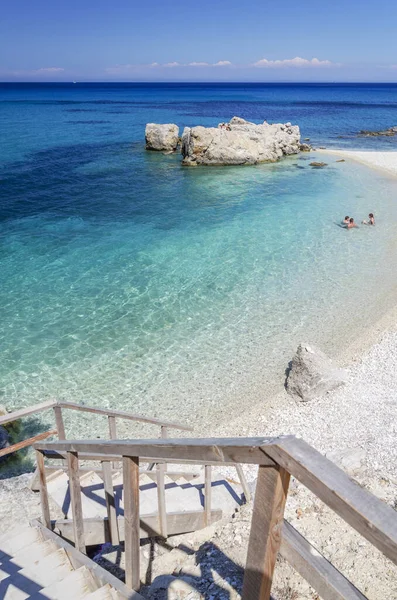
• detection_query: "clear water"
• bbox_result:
[1,83,397,428]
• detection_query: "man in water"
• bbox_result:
[347,217,358,229]
[343,215,350,224]
[362,212,375,225]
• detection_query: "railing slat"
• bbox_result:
[156,463,167,538]
[53,405,66,439]
[242,464,290,600]
[67,451,86,554]
[36,450,51,529]
[102,461,119,545]
[235,463,251,503]
[266,437,397,566]
[204,465,212,527]
[123,456,140,590]
[280,521,368,600]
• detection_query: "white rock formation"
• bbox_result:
[286,343,348,401]
[145,123,180,151]
[181,116,300,166]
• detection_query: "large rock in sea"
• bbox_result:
[145,123,180,151]
[286,343,347,401]
[181,117,300,166]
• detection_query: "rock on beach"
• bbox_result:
[145,123,180,151]
[286,343,348,401]
[181,117,301,166]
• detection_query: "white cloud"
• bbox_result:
[34,67,65,73]
[188,62,210,67]
[254,56,334,68]
[164,62,181,67]
[213,60,232,67]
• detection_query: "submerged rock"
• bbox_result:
[181,117,300,166]
[309,161,327,168]
[286,343,348,401]
[299,143,312,152]
[359,126,397,137]
[145,123,180,151]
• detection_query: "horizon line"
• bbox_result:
[2,80,397,85]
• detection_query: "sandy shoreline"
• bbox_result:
[320,148,397,178]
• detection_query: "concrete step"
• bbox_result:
[47,471,108,519]
[84,584,114,600]
[0,527,42,558]
[10,539,59,570]
[14,547,73,588]
[36,565,97,599]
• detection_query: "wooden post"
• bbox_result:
[123,456,140,590]
[204,465,212,527]
[102,461,119,545]
[67,451,86,554]
[242,465,290,600]
[36,450,51,530]
[235,463,251,503]
[108,415,119,469]
[53,405,66,439]
[156,462,168,539]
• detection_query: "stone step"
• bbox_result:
[10,539,59,570]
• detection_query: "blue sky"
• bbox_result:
[1,0,397,82]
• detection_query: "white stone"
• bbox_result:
[181,117,300,166]
[145,123,179,151]
[286,343,348,401]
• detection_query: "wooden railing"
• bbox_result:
[0,399,192,461]
[34,436,397,599]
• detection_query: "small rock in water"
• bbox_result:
[309,161,327,168]
[145,123,180,151]
[286,343,348,401]
[336,159,345,162]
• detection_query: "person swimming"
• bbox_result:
[362,212,375,225]
[343,215,350,224]
[347,217,358,229]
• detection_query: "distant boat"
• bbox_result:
[73,81,77,84]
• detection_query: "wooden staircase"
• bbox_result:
[0,522,141,599]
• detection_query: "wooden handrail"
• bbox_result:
[34,434,397,599]
[34,436,282,465]
[0,429,57,458]
[58,401,193,432]
[0,400,56,426]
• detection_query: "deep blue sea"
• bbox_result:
[1,83,397,427]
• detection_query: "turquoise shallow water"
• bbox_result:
[1,83,397,428]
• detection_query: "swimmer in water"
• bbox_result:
[343,215,350,225]
[347,217,358,229]
[362,212,375,225]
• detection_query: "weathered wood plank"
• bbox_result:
[280,521,367,600]
[35,436,283,465]
[0,400,56,426]
[52,509,223,545]
[204,465,212,527]
[156,463,167,538]
[235,463,251,503]
[58,401,192,431]
[32,518,144,600]
[67,451,86,554]
[53,406,66,439]
[35,450,51,529]
[108,415,120,469]
[123,456,140,590]
[102,461,119,545]
[266,437,397,566]
[42,464,198,480]
[242,465,290,600]
[0,429,57,458]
